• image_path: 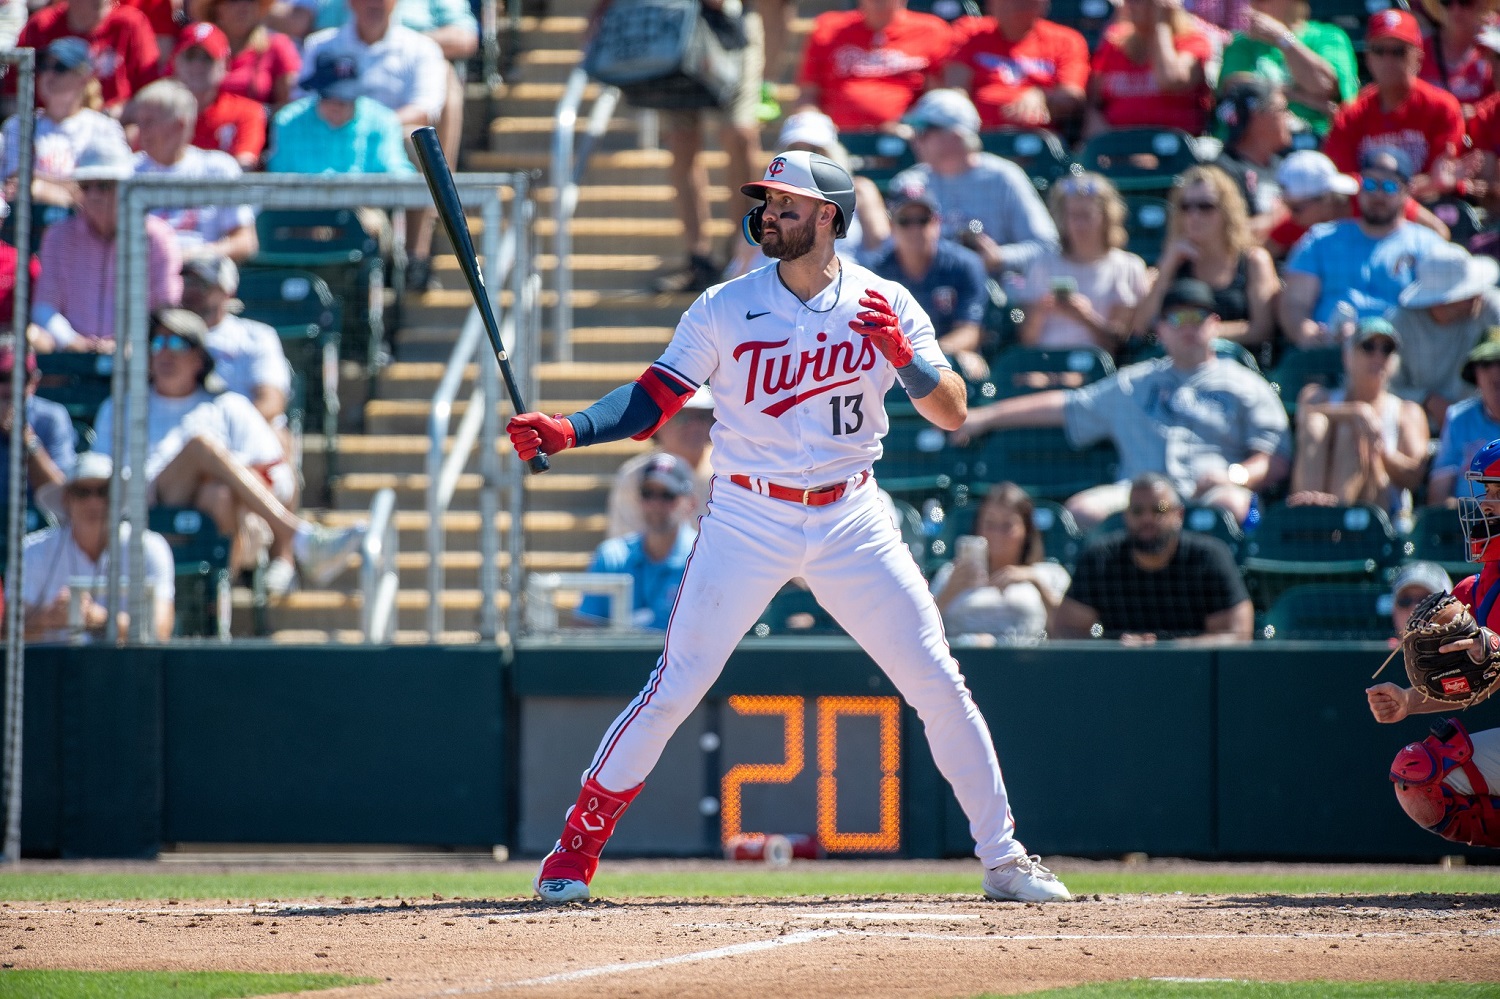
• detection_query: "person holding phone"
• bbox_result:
[1018,172,1150,353]
[931,482,1070,645]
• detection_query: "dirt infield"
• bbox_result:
[4,860,1500,998]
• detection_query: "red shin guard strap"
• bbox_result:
[561,778,643,859]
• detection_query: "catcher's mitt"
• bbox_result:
[1399,592,1500,706]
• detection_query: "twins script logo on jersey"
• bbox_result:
[733,331,878,418]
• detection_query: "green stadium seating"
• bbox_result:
[148,506,232,639]
[1259,582,1395,640]
[957,426,1119,502]
[1266,346,1343,414]
[985,344,1115,398]
[247,209,384,374]
[1045,0,1114,48]
[1241,502,1402,610]
[840,132,917,192]
[750,585,844,637]
[1403,504,1473,581]
[875,409,959,500]
[980,128,1076,194]
[1121,194,1170,263]
[1324,0,1408,51]
[235,267,342,443]
[35,352,113,427]
[1077,128,1204,194]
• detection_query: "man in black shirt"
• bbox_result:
[1049,473,1253,644]
[1213,75,1291,239]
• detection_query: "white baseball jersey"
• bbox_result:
[652,260,951,487]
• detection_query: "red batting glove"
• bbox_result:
[850,288,914,369]
[506,412,576,462]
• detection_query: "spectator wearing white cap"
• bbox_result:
[180,252,294,444]
[22,452,176,643]
[1389,561,1454,642]
[1266,149,1448,262]
[1389,241,1500,434]
[888,88,1059,278]
[581,452,699,631]
[31,140,182,352]
[606,386,715,539]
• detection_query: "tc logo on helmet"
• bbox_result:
[768,157,787,176]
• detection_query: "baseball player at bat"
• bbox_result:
[1368,438,1500,847]
[508,150,1071,904]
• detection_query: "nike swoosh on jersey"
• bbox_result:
[746,310,771,320]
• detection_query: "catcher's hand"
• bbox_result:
[1399,591,1500,706]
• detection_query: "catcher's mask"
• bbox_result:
[1461,437,1500,561]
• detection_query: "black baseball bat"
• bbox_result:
[410,126,549,474]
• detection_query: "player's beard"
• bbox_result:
[761,212,818,261]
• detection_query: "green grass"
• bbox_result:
[0,970,376,999]
[1000,984,1500,998]
[0,866,1498,902]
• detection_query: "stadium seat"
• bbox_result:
[905,0,981,20]
[875,410,959,500]
[247,209,385,375]
[148,506,232,639]
[1121,194,1170,264]
[1324,0,1408,51]
[1240,502,1402,610]
[35,352,113,427]
[986,344,1115,398]
[750,585,844,637]
[1403,504,1474,581]
[1259,582,1394,640]
[957,426,1119,502]
[840,132,917,193]
[980,281,1023,358]
[1044,0,1114,48]
[1077,128,1204,194]
[235,268,342,444]
[979,128,1077,194]
[1266,346,1343,414]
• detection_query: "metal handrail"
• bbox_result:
[360,488,399,642]
[550,65,621,361]
[426,206,517,639]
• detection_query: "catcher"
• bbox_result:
[1368,438,1500,848]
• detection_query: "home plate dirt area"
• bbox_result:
[4,861,1500,998]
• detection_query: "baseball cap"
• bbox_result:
[741,150,856,235]
[44,37,93,72]
[71,139,134,182]
[37,450,113,517]
[639,452,694,497]
[182,252,239,294]
[173,21,230,62]
[1160,278,1217,313]
[1392,561,1452,601]
[151,305,217,379]
[1277,150,1359,200]
[300,49,364,101]
[777,111,839,153]
[902,88,981,138]
[1463,326,1500,383]
[887,183,941,217]
[1366,8,1423,49]
[1360,145,1415,183]
[1350,317,1401,349]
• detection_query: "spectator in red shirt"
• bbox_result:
[1419,0,1498,114]
[1084,0,1214,138]
[199,0,302,109]
[795,0,955,132]
[171,22,266,169]
[120,0,184,70]
[1323,9,1466,200]
[16,0,160,112]
[943,0,1089,130]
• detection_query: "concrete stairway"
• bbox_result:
[259,0,827,641]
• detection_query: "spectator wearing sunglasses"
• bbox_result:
[1265,149,1448,262]
[872,187,990,380]
[1288,318,1428,529]
[16,0,160,112]
[1323,10,1467,200]
[1134,165,1280,354]
[1389,241,1500,435]
[90,308,367,597]
[1017,172,1148,355]
[21,452,175,643]
[578,453,699,631]
[1418,0,1498,113]
[1280,146,1452,348]
[955,278,1290,531]
[1217,0,1356,138]
[605,387,715,539]
[1430,326,1500,501]
[1389,562,1454,642]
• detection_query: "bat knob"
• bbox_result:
[527,453,550,475]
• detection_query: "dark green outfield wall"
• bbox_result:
[10,640,1497,860]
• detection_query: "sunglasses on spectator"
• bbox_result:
[1361,176,1404,194]
[65,484,109,500]
[639,488,680,502]
[1283,196,1319,214]
[150,333,194,353]
[1179,200,1220,214]
[1358,338,1398,356]
[39,59,78,74]
[1366,45,1410,59]
[1126,501,1180,517]
[1163,308,1209,328]
[894,213,933,228]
